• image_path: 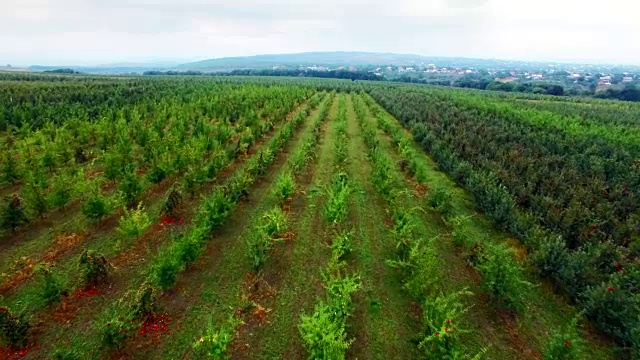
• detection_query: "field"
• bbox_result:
[0,73,638,359]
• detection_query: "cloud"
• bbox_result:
[1,0,639,65]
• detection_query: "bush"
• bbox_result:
[147,165,167,184]
[1,194,28,231]
[260,207,287,237]
[0,307,30,348]
[476,243,531,311]
[419,290,473,359]
[49,174,73,210]
[543,316,584,360]
[35,263,65,305]
[162,184,182,217]
[118,169,143,207]
[273,171,295,204]
[151,247,183,291]
[79,250,110,285]
[202,188,234,230]
[299,303,352,360]
[82,193,109,221]
[116,202,150,240]
[1,153,20,184]
[129,282,158,320]
[324,173,350,225]
[100,317,135,350]
[193,316,241,359]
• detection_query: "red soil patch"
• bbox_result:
[0,234,85,295]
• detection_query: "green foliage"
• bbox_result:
[273,171,296,203]
[23,175,48,218]
[79,250,110,285]
[202,188,234,230]
[1,152,20,184]
[129,282,158,320]
[147,165,167,184]
[260,207,287,237]
[427,185,454,219]
[118,168,143,207]
[116,202,151,239]
[324,173,351,225]
[331,231,352,260]
[419,290,474,359]
[248,207,287,272]
[162,184,182,217]
[543,317,584,360]
[299,303,352,360]
[35,263,65,305]
[100,316,135,350]
[475,243,531,311]
[0,307,30,348]
[151,244,183,291]
[82,190,109,222]
[1,194,28,231]
[49,173,74,210]
[193,316,241,359]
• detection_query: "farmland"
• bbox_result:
[0,73,638,359]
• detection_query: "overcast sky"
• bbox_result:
[3,0,639,66]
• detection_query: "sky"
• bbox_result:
[3,0,639,66]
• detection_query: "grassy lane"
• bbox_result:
[343,93,420,359]
[20,94,326,359]
[256,95,343,359]
[131,94,334,359]
[360,93,616,359]
[230,94,335,359]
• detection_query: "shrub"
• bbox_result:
[0,307,30,348]
[129,282,158,320]
[151,246,183,290]
[427,185,454,219]
[419,290,472,359]
[476,243,531,311]
[116,202,151,240]
[581,274,640,348]
[324,173,350,225]
[331,231,352,260]
[193,316,241,359]
[147,165,167,184]
[1,153,20,184]
[162,184,182,217]
[100,317,135,350]
[248,231,272,272]
[260,207,287,237]
[273,171,295,204]
[23,179,48,218]
[82,192,109,222]
[543,316,584,360]
[79,250,110,285]
[35,263,65,305]
[118,168,143,207]
[202,188,234,230]
[299,303,352,360]
[1,194,28,231]
[49,174,73,210]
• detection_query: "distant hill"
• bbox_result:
[177,51,632,72]
[24,52,640,75]
[177,51,437,70]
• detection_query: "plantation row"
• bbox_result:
[0,73,633,358]
[368,83,640,354]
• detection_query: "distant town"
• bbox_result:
[3,51,639,101]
